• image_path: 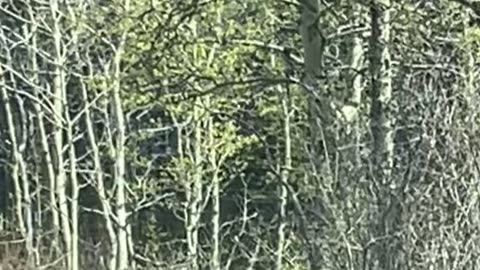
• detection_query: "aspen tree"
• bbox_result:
[111,0,131,268]
[369,0,394,268]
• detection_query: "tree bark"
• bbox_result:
[0,47,25,247]
[25,1,60,258]
[112,1,131,268]
[81,68,118,270]
[0,27,34,264]
[50,0,72,268]
[272,52,291,270]
[187,97,203,270]
[369,0,394,269]
[341,2,366,122]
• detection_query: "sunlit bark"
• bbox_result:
[111,1,131,268]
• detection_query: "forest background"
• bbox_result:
[1,0,480,269]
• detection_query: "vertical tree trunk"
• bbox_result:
[112,38,129,270]
[341,2,366,122]
[369,0,394,269]
[300,0,324,85]
[369,0,393,180]
[64,5,89,270]
[276,89,290,270]
[81,71,118,270]
[31,116,42,266]
[300,0,326,154]
[18,99,33,267]
[185,20,204,270]
[272,53,291,270]
[26,2,60,257]
[50,0,72,268]
[112,1,131,269]
[0,28,34,264]
[65,107,79,270]
[209,104,220,270]
[209,10,222,269]
[65,92,79,270]
[0,53,25,246]
[187,97,203,270]
[299,1,327,268]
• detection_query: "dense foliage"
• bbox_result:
[1,0,480,269]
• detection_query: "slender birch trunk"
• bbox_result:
[209,9,222,269]
[0,51,25,244]
[50,0,73,268]
[26,2,60,256]
[30,114,42,266]
[209,100,220,270]
[111,1,131,268]
[0,28,34,264]
[276,96,291,270]
[65,6,84,270]
[5,28,33,266]
[185,20,203,270]
[18,99,33,266]
[186,97,203,270]
[81,67,118,270]
[270,53,291,270]
[113,37,130,270]
[369,1,394,269]
[65,92,79,270]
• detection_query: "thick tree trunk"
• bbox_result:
[341,2,366,122]
[300,0,326,153]
[299,1,327,268]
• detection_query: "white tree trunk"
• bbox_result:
[50,0,72,268]
[209,100,220,270]
[187,98,203,270]
[369,1,394,269]
[271,52,291,270]
[341,2,366,122]
[66,92,79,270]
[369,0,393,178]
[0,51,25,246]
[186,20,204,270]
[208,12,221,269]
[112,1,131,268]
[81,74,118,270]
[0,28,34,265]
[26,2,60,257]
[0,46,26,238]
